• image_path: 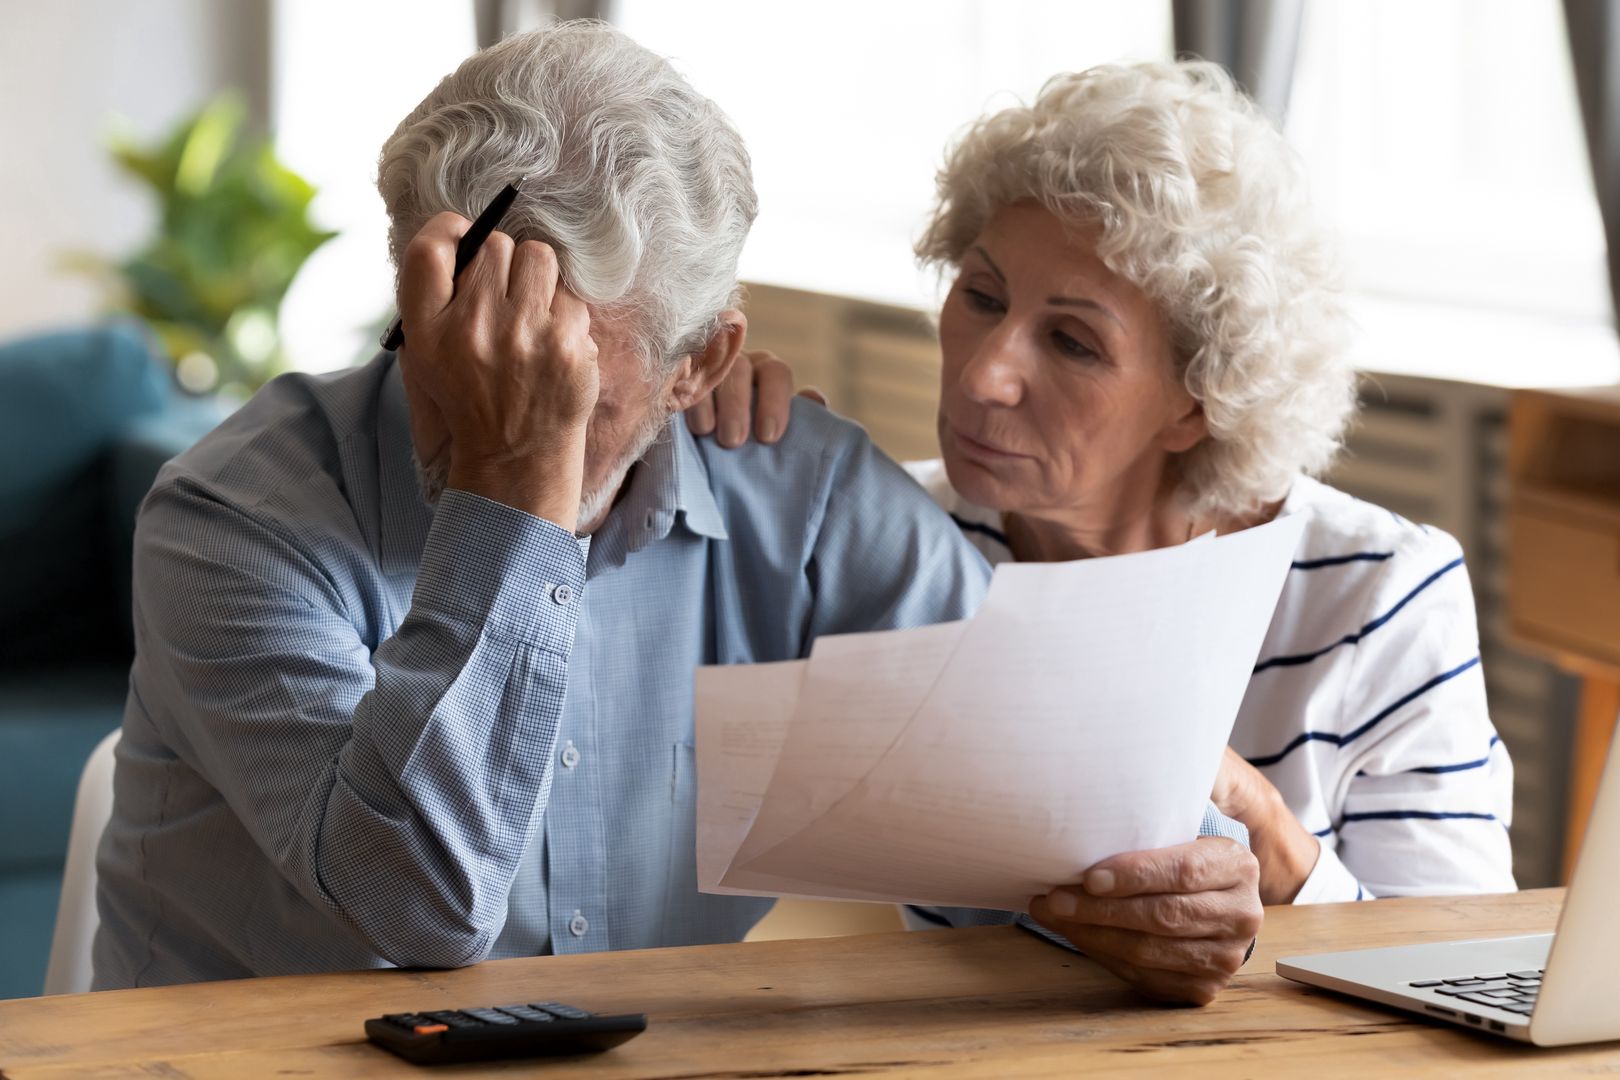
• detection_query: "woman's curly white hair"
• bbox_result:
[917,60,1357,518]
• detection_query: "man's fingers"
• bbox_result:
[546,284,595,354]
[460,229,515,312]
[398,211,473,326]
[1082,837,1255,898]
[714,353,755,447]
[508,239,561,310]
[750,352,796,443]
[797,385,828,407]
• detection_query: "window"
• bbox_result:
[272,0,476,373]
[1286,0,1617,385]
[615,0,1172,308]
[270,2,1617,385]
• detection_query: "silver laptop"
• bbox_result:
[1277,726,1620,1046]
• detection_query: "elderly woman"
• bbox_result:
[701,60,1515,910]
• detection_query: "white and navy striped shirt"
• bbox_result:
[908,462,1515,903]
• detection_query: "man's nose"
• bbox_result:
[958,325,1026,408]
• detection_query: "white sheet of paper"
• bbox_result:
[693,659,803,894]
[699,514,1306,911]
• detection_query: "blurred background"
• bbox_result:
[1,0,1617,995]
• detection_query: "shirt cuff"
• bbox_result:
[1290,838,1367,904]
[412,489,588,653]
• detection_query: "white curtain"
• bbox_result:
[1565,0,1620,332]
[1172,0,1304,123]
[473,0,613,48]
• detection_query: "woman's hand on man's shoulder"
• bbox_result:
[685,349,825,448]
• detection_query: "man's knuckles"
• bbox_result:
[514,238,559,274]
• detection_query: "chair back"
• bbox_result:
[43,730,120,996]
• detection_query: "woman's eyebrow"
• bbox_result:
[971,243,1123,327]
[969,245,1006,282]
[1048,295,1123,327]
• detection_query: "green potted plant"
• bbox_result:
[67,93,336,396]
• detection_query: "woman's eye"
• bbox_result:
[1053,331,1098,361]
[964,288,1006,314]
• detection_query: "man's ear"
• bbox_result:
[664,310,747,412]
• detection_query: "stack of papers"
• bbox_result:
[695,514,1305,913]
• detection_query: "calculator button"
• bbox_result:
[1408,980,1443,988]
[1508,971,1543,980]
[422,1010,479,1028]
[413,1023,449,1034]
[463,1008,519,1024]
[497,1006,552,1021]
[383,1013,424,1027]
[533,1002,591,1020]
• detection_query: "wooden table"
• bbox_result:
[1,890,1611,1078]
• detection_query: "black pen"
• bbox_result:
[379,177,528,352]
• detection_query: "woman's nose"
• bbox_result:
[958,327,1026,407]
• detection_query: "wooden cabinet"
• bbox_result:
[1507,387,1620,879]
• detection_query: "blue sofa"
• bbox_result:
[0,324,220,999]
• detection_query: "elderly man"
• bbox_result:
[93,23,1259,1002]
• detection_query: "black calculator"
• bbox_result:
[364,1001,646,1064]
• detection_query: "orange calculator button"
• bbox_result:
[413,1023,450,1034]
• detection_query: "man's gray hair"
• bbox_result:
[378,21,757,374]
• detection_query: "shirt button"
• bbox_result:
[568,911,588,937]
[560,741,580,769]
[552,583,574,605]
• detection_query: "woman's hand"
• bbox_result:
[684,348,825,447]
[1028,837,1263,1006]
[1211,747,1322,904]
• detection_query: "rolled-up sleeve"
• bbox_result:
[133,482,586,968]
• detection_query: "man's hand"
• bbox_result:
[685,348,825,446]
[1212,747,1322,904]
[396,212,599,530]
[1028,837,1263,1006]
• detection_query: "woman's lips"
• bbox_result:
[948,425,1030,460]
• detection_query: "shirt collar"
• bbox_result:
[586,414,728,573]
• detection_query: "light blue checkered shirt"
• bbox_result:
[92,354,993,988]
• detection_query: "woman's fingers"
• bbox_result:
[691,349,810,446]
[750,352,798,443]
[713,352,756,446]
[686,393,717,436]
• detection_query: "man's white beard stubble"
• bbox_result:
[413,408,673,535]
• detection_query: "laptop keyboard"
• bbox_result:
[1407,969,1543,1015]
